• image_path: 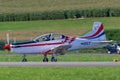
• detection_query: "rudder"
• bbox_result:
[81,22,107,41]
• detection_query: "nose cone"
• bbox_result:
[3,44,11,51]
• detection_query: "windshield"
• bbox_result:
[34,33,66,42]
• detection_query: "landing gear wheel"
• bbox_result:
[43,54,48,62]
[51,57,57,62]
[43,58,48,62]
[22,54,27,62]
[22,58,27,62]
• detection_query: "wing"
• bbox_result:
[93,40,114,45]
[91,40,114,48]
[43,44,71,55]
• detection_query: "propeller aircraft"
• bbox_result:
[4,22,112,62]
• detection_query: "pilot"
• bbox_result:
[42,37,47,41]
[43,34,51,41]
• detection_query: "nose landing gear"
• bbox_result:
[22,54,27,62]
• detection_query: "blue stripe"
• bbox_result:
[86,32,105,39]
[12,40,36,45]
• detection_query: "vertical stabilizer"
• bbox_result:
[81,22,106,41]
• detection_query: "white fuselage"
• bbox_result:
[10,37,106,54]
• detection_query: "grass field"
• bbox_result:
[0,17,120,40]
[0,17,120,31]
[0,54,120,62]
[0,0,120,13]
[0,66,120,80]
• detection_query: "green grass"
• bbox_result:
[0,17,120,31]
[0,0,120,13]
[0,54,120,62]
[0,67,120,80]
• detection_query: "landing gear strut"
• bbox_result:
[22,54,27,62]
[51,57,57,62]
[51,54,57,62]
[43,54,48,62]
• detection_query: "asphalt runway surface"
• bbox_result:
[0,62,120,66]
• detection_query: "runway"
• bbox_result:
[0,62,120,66]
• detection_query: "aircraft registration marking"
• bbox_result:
[81,42,91,45]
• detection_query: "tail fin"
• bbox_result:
[81,22,106,41]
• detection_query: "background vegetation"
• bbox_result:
[0,8,120,21]
[1,0,120,13]
[0,0,120,21]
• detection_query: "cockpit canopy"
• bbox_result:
[34,33,66,42]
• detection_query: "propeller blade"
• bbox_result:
[4,33,11,51]
[6,33,9,44]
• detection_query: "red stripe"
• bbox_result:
[81,24,103,38]
[11,36,69,48]
[63,36,69,43]
[43,50,52,54]
[69,37,75,43]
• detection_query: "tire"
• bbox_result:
[51,57,57,62]
[22,58,27,62]
[43,58,48,62]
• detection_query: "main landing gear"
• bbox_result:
[43,54,57,62]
